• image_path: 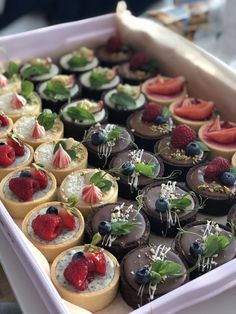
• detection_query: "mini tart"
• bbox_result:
[186,163,236,215]
[0,92,41,122]
[142,76,187,106]
[0,115,13,138]
[141,181,199,237]
[127,110,175,151]
[96,44,133,67]
[0,76,21,96]
[22,201,85,262]
[120,244,188,309]
[50,246,120,312]
[109,149,164,200]
[232,152,236,167]
[117,63,154,85]
[34,139,88,185]
[13,115,64,149]
[0,141,34,181]
[0,167,57,219]
[85,202,150,262]
[20,61,60,83]
[59,169,118,219]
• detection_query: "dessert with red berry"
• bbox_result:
[170,97,215,131]
[0,61,22,96]
[198,115,236,160]
[22,200,85,262]
[142,75,187,106]
[127,102,175,151]
[155,124,208,180]
[0,113,13,138]
[0,165,57,218]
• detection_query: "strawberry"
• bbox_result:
[206,127,236,144]
[0,144,16,167]
[7,136,25,156]
[142,102,163,122]
[208,115,221,132]
[9,177,40,201]
[0,114,9,126]
[147,76,185,95]
[222,121,233,129]
[32,214,64,241]
[85,252,106,276]
[106,35,122,53]
[204,157,230,181]
[58,209,76,230]
[174,100,214,121]
[171,125,197,149]
[31,168,48,189]
[64,259,88,290]
[130,52,148,71]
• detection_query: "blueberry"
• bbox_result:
[155,115,168,125]
[91,132,105,146]
[120,44,129,53]
[0,142,5,146]
[135,267,151,284]
[121,161,135,176]
[98,220,112,235]
[155,198,169,213]
[185,142,201,156]
[190,242,203,257]
[72,251,85,260]
[220,172,236,187]
[20,170,31,178]
[46,206,58,215]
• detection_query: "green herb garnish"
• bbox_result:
[196,141,210,152]
[105,126,122,143]
[150,259,182,284]
[22,64,50,79]
[53,140,78,160]
[231,167,236,176]
[20,80,34,98]
[68,55,89,68]
[204,234,230,258]
[143,59,159,73]
[110,220,141,236]
[66,106,95,122]
[135,162,157,177]
[37,109,57,131]
[44,81,70,100]
[89,71,110,89]
[5,61,19,79]
[162,107,171,118]
[90,171,112,192]
[169,193,192,211]
[110,91,136,109]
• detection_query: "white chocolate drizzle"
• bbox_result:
[98,124,116,160]
[128,149,144,192]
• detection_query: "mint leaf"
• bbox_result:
[150,271,162,284]
[21,80,34,98]
[53,140,78,160]
[105,126,122,143]
[150,259,182,284]
[204,235,220,258]
[169,193,192,211]
[68,55,89,68]
[90,71,110,89]
[217,235,231,250]
[162,107,171,118]
[66,149,77,160]
[91,232,102,245]
[37,109,57,131]
[90,171,112,192]
[67,194,79,207]
[22,64,49,79]
[111,220,141,236]
[230,167,236,176]
[5,61,19,79]
[66,106,95,121]
[110,91,136,109]
[53,140,67,154]
[197,141,210,152]
[44,81,70,100]
[135,162,157,177]
[143,59,159,73]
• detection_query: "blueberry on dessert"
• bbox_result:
[127,102,175,151]
[120,244,188,309]
[85,202,150,261]
[38,75,81,113]
[155,124,208,181]
[186,156,236,215]
[109,149,164,199]
[59,47,99,74]
[60,99,108,140]
[142,75,187,106]
[141,181,199,237]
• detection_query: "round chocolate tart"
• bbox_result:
[96,44,133,67]
[186,163,236,215]
[109,149,164,200]
[85,202,150,261]
[175,220,236,277]
[117,62,154,85]
[141,181,199,237]
[120,244,188,309]
[51,245,120,312]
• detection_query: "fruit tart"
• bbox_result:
[85,202,150,261]
[186,157,236,215]
[38,75,81,113]
[96,34,133,66]
[34,138,88,185]
[198,115,236,160]
[0,113,13,138]
[59,46,99,74]
[109,149,164,200]
[0,164,57,219]
[120,244,188,309]
[0,71,21,96]
[127,102,175,151]
[22,200,85,262]
[13,109,64,149]
[60,99,108,141]
[50,243,120,312]
[142,75,187,106]
[155,124,208,181]
[141,181,199,237]
[102,83,146,124]
[232,152,236,168]
[117,52,159,85]
[59,169,118,219]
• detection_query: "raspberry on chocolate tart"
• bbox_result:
[155,124,208,181]
[186,156,236,215]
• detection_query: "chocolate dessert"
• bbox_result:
[227,204,236,227]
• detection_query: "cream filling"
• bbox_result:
[0,93,38,115]
[60,54,99,72]
[20,64,59,81]
[0,79,21,95]
[80,71,120,90]
[38,81,79,101]
[104,89,145,109]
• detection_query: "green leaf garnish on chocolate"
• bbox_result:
[142,59,159,73]
[44,81,70,100]
[68,55,89,68]
[66,106,95,122]
[162,107,171,118]
[37,109,57,131]
[89,71,110,89]
[90,171,112,192]
[135,162,157,177]
[110,91,136,109]
[230,167,236,176]
[196,141,210,152]
[105,126,122,143]
[20,80,34,98]
[5,61,19,79]
[53,140,78,160]
[150,260,182,284]
[110,220,141,236]
[22,64,50,79]
[169,193,192,211]
[204,234,230,258]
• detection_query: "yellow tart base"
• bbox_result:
[0,167,57,219]
[232,152,236,167]
[50,246,120,312]
[22,202,85,262]
[0,117,14,138]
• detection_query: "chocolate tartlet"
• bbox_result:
[141,181,199,237]
[85,202,150,262]
[120,244,188,309]
[227,204,236,227]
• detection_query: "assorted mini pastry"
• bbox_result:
[34,138,88,185]
[0,164,57,219]
[0,113,13,138]
[13,109,64,149]
[22,200,85,262]
[0,64,21,95]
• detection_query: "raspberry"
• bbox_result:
[204,157,230,182]
[7,136,25,156]
[0,114,9,126]
[130,52,148,71]
[142,102,163,122]
[204,164,219,181]
[171,125,197,149]
[31,168,48,189]
[212,157,230,173]
[64,259,88,290]
[0,144,16,166]
[85,252,106,276]
[58,209,76,230]
[9,177,40,201]
[32,213,64,241]
[106,35,122,53]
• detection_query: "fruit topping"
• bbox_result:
[46,206,58,215]
[0,144,16,166]
[31,167,48,189]
[205,116,236,144]
[171,124,197,149]
[51,75,75,89]
[10,93,27,109]
[121,161,135,176]
[84,251,106,276]
[0,113,9,126]
[185,142,201,156]
[142,102,163,122]
[98,220,112,235]
[82,184,103,204]
[9,177,40,201]
[147,76,185,95]
[0,74,8,87]
[155,115,168,125]
[20,170,31,177]
[106,35,123,53]
[32,213,64,241]
[190,241,203,257]
[91,131,105,146]
[208,115,221,132]
[130,52,148,71]
[135,267,151,284]
[72,251,85,260]
[155,198,169,213]
[52,144,72,169]
[220,172,235,187]
[204,157,230,182]
[31,120,46,139]
[7,134,25,156]
[58,208,76,230]
[64,258,89,291]
[174,98,214,120]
